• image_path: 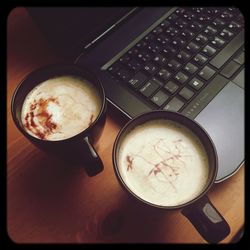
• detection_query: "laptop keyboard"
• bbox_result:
[107,7,244,116]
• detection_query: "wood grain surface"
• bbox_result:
[7,7,244,244]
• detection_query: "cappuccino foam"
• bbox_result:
[21,75,101,140]
[117,120,209,207]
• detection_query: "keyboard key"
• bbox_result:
[174,19,188,29]
[210,37,225,48]
[198,66,216,80]
[210,31,244,69]
[183,62,198,74]
[153,54,167,65]
[164,80,179,94]
[176,50,191,62]
[162,46,177,57]
[196,15,213,24]
[212,18,226,29]
[119,54,131,63]
[151,90,170,107]
[174,71,189,84]
[182,75,229,118]
[219,29,234,40]
[165,26,179,37]
[127,59,142,72]
[156,34,170,45]
[143,62,158,74]
[189,22,203,32]
[151,77,164,87]
[144,33,155,42]
[116,68,132,81]
[178,87,194,100]
[175,8,186,16]
[152,26,164,35]
[163,97,184,112]
[221,61,241,79]
[160,20,171,28]
[191,7,204,14]
[179,29,195,40]
[147,42,160,53]
[226,7,241,15]
[136,40,148,49]
[192,54,208,66]
[185,42,200,54]
[127,72,147,88]
[140,79,160,97]
[234,51,244,65]
[127,47,139,56]
[157,68,172,81]
[195,34,208,45]
[204,8,220,16]
[137,51,152,62]
[219,10,234,21]
[204,26,217,36]
[182,11,196,21]
[202,45,217,57]
[166,59,181,71]
[168,13,178,21]
[171,37,186,47]
[188,78,204,90]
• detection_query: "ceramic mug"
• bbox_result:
[11,64,107,176]
[112,110,230,243]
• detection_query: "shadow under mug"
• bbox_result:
[11,64,107,177]
[112,110,230,243]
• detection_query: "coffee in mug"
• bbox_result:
[117,119,209,207]
[12,64,107,176]
[21,75,101,141]
[113,111,230,243]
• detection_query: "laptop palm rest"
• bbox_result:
[195,82,244,182]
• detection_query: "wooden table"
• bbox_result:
[7,7,244,244]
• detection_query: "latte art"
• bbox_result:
[118,120,209,206]
[21,76,101,140]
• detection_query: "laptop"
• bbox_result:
[27,7,245,182]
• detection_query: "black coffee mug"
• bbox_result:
[11,64,107,176]
[112,110,230,243]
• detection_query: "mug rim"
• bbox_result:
[11,63,106,143]
[112,110,218,210]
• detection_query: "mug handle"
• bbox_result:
[181,195,230,243]
[83,136,104,176]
